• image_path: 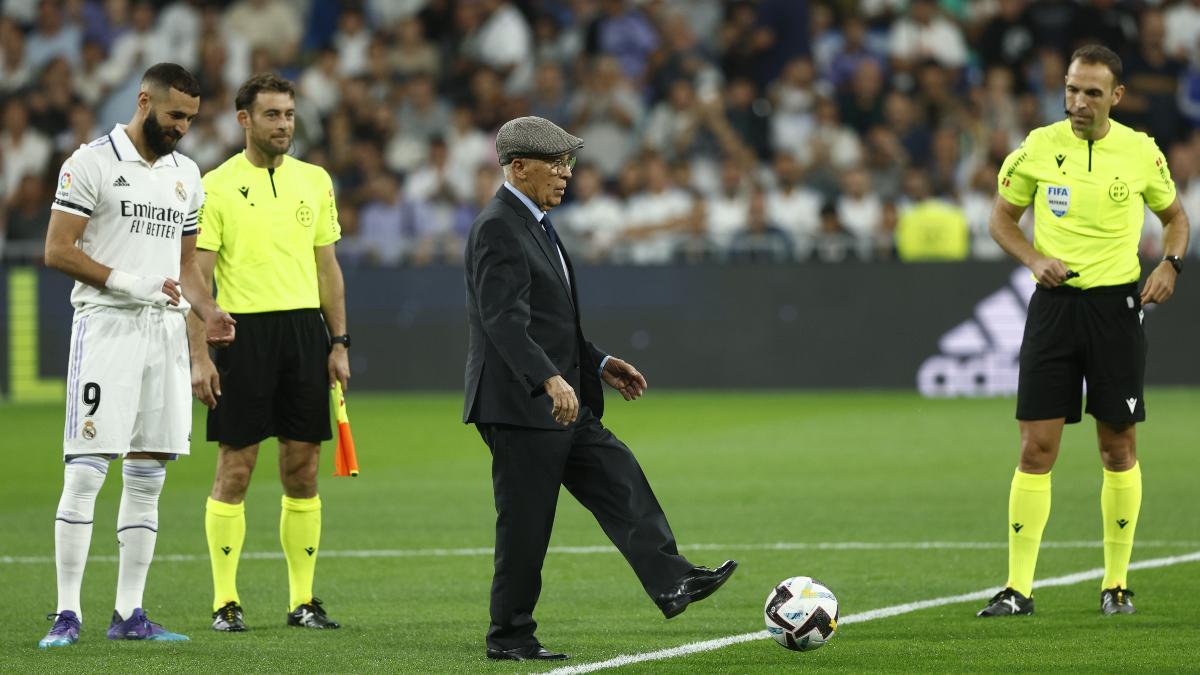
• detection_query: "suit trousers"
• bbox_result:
[476,407,693,649]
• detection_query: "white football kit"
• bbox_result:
[53,124,204,457]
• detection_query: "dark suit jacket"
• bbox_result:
[463,186,607,429]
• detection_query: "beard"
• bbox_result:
[142,110,181,157]
[252,130,292,160]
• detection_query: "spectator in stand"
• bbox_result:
[530,62,572,128]
[2,174,49,261]
[405,136,469,229]
[723,77,771,161]
[837,57,887,136]
[1121,8,1185,147]
[354,172,422,267]
[1,99,52,201]
[556,163,625,262]
[619,153,694,264]
[98,2,170,92]
[589,0,659,84]
[977,0,1035,84]
[706,156,752,252]
[648,10,720,106]
[895,168,968,261]
[0,18,33,95]
[928,126,967,199]
[446,105,493,180]
[332,7,372,78]
[748,0,811,87]
[796,97,861,194]
[465,0,533,95]
[223,0,302,65]
[889,0,967,76]
[883,91,931,168]
[961,162,1007,260]
[570,55,643,178]
[730,189,793,263]
[1163,0,1200,64]
[769,57,819,158]
[25,0,82,70]
[820,15,888,95]
[862,125,908,201]
[766,152,821,258]
[1031,48,1067,125]
[811,202,860,263]
[390,16,440,80]
[836,166,883,257]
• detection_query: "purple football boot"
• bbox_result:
[38,611,81,648]
[107,608,189,641]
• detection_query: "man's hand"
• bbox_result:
[1140,261,1178,304]
[602,357,648,401]
[544,374,578,425]
[106,270,180,305]
[191,354,221,409]
[206,310,236,346]
[328,345,351,391]
[1029,255,1071,287]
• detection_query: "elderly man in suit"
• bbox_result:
[463,116,737,661]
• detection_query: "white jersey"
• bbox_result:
[52,123,204,312]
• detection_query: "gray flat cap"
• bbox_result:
[496,116,584,165]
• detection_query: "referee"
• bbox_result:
[977,45,1190,618]
[189,73,349,631]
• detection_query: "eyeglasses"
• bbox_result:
[543,155,577,175]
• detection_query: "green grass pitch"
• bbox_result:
[2,389,1199,672]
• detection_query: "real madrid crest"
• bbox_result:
[296,203,314,227]
[175,180,187,202]
[82,420,97,440]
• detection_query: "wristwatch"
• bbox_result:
[330,334,352,348]
[1163,255,1183,274]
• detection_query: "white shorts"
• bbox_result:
[63,305,191,457]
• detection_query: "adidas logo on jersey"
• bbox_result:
[917,268,1034,397]
[113,175,130,187]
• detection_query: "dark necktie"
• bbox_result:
[541,216,561,253]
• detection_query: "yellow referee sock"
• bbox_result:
[205,497,245,612]
[280,495,322,611]
[1006,469,1052,597]
[1101,462,1142,590]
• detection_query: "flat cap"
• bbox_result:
[495,116,584,165]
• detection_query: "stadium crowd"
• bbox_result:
[2,0,1200,266]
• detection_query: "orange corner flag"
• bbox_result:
[332,382,359,477]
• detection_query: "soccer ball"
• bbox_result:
[764,576,839,652]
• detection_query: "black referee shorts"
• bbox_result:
[1016,283,1146,425]
[208,309,332,447]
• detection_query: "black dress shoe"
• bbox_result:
[486,644,569,661]
[655,560,738,619]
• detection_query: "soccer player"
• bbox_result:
[38,63,236,648]
[977,45,1190,617]
[189,73,348,632]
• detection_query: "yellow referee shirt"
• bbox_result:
[197,152,341,313]
[998,119,1176,289]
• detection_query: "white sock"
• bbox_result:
[55,455,110,621]
[115,459,166,619]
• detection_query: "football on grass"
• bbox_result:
[764,576,839,651]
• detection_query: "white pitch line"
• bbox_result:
[2,540,1198,565]
[544,550,1200,675]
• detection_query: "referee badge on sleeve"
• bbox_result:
[1047,185,1070,217]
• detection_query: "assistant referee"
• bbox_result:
[189,73,349,632]
[977,45,1190,618]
